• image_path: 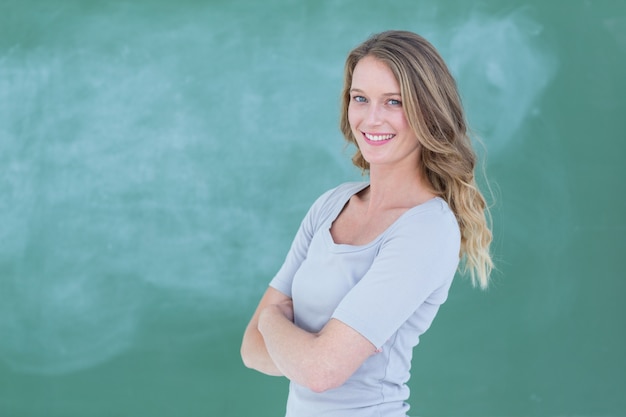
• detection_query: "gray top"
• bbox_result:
[270,182,461,417]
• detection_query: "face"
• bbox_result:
[348,56,420,170]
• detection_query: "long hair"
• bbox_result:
[340,30,493,288]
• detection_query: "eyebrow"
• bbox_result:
[350,88,401,96]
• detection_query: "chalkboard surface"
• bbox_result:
[1,1,624,416]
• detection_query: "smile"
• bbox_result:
[363,132,395,144]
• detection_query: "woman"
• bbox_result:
[241,30,493,417]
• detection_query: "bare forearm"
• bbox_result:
[241,324,284,376]
[258,305,325,389]
[258,305,379,393]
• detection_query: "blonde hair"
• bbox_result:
[340,30,493,288]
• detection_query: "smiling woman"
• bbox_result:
[348,56,421,167]
[241,30,493,417]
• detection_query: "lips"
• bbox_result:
[362,132,395,145]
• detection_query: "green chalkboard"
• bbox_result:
[1,0,624,416]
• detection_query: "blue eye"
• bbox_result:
[352,95,367,103]
[388,99,402,106]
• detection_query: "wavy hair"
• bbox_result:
[340,30,493,288]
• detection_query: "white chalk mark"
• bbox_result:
[446,10,558,153]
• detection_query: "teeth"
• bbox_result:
[364,133,394,141]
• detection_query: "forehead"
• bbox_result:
[351,56,399,92]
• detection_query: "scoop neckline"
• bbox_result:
[324,182,443,252]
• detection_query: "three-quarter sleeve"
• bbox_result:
[331,201,461,349]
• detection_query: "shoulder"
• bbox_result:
[320,181,368,201]
[309,181,368,213]
[386,197,461,251]
[377,198,461,284]
[299,181,368,232]
[404,197,458,229]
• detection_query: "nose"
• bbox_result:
[364,103,383,126]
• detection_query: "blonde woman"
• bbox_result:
[241,30,493,417]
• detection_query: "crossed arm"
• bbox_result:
[240,286,379,393]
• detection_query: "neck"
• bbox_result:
[365,163,435,209]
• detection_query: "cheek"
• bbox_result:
[347,105,361,133]
[393,111,410,131]
[347,105,356,127]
